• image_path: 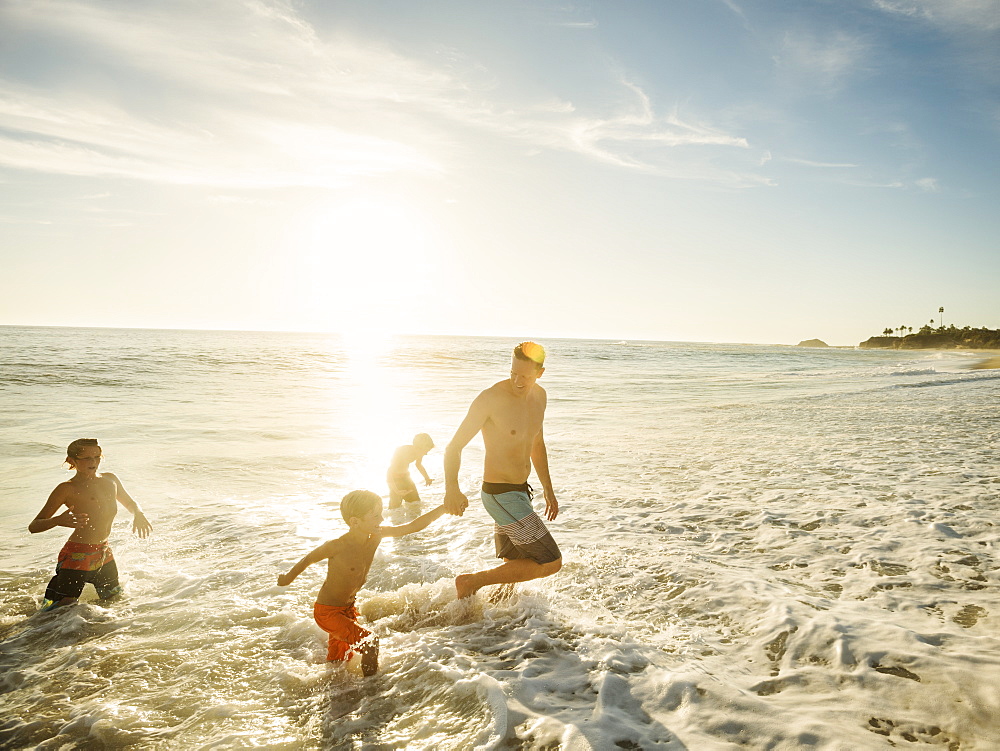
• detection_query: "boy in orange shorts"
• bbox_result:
[277,490,446,675]
[29,438,153,610]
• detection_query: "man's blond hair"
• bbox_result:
[514,341,545,368]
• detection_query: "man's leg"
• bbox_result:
[456,556,562,599]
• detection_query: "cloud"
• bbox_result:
[0,0,757,189]
[773,29,871,91]
[784,157,859,168]
[872,0,1000,31]
[915,177,939,191]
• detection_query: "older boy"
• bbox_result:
[387,433,434,508]
[444,342,562,599]
[277,490,446,676]
[29,438,153,611]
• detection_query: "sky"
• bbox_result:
[1,0,997,346]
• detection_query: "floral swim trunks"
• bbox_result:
[42,540,122,609]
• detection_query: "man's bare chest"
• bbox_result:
[486,404,542,442]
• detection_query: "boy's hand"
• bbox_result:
[424,477,433,486]
[277,573,294,587]
[132,511,153,538]
[60,507,89,529]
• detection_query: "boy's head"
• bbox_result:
[66,438,101,469]
[413,433,434,454]
[340,489,383,526]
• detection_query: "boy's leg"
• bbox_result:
[388,488,403,509]
[93,558,123,600]
[42,567,87,610]
[358,635,380,677]
[314,603,376,673]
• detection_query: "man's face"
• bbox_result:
[509,357,543,396]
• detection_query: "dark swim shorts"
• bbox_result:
[480,482,561,565]
[43,541,122,608]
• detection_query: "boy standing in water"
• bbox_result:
[29,438,153,611]
[386,433,434,509]
[277,489,446,676]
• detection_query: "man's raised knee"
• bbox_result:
[542,557,562,577]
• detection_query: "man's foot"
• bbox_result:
[455,574,481,599]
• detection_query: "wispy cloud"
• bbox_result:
[784,157,859,168]
[872,0,1000,31]
[0,0,756,189]
[773,29,871,91]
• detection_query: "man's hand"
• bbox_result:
[444,487,469,516]
[277,572,294,587]
[132,510,153,538]
[543,488,559,521]
[424,477,433,487]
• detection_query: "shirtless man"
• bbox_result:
[276,490,446,675]
[29,438,152,610]
[445,342,562,599]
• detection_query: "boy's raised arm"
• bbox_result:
[381,505,447,538]
[277,540,336,587]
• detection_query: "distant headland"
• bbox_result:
[859,324,1000,350]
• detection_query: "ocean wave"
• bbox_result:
[884,369,939,377]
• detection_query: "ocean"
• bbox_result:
[1,326,998,750]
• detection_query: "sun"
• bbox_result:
[302,196,434,338]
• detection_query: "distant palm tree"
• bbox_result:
[907,326,913,335]
[883,327,893,336]
[939,307,944,327]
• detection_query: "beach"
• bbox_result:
[1,326,998,749]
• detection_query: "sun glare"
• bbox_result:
[338,329,402,491]
[304,197,433,339]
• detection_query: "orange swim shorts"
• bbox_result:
[313,601,371,662]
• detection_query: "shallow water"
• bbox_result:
[1,327,998,749]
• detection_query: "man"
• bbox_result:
[445,341,562,599]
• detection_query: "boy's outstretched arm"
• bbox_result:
[277,540,336,587]
[381,505,447,538]
[106,472,153,538]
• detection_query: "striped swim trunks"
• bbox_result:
[481,482,561,565]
